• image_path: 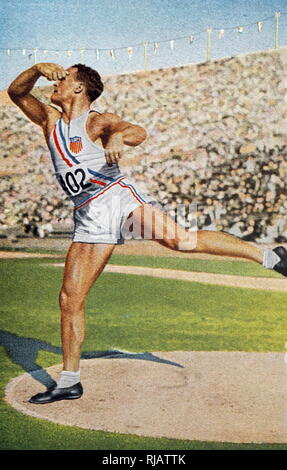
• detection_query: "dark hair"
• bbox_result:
[72,63,104,102]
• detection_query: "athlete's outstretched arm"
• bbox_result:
[8,63,66,126]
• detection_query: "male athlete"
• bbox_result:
[8,63,287,404]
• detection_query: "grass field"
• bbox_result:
[1,251,287,450]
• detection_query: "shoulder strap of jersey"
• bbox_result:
[89,109,102,115]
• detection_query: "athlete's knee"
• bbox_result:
[162,230,198,252]
[162,238,179,251]
[194,230,214,252]
[157,234,197,252]
[59,286,85,312]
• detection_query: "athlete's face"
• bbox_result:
[51,67,80,105]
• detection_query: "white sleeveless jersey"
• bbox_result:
[48,109,124,207]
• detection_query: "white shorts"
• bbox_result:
[72,176,156,244]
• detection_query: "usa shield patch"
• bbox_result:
[69,136,83,154]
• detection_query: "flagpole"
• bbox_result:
[275,12,281,49]
[143,42,148,71]
[206,28,212,61]
[33,48,37,65]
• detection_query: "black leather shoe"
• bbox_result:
[273,246,287,277]
[29,382,83,404]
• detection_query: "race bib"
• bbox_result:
[56,163,92,196]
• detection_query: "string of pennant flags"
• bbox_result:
[1,12,285,69]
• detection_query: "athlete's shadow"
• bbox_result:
[0,330,60,389]
[0,330,183,389]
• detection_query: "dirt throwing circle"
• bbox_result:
[5,351,287,443]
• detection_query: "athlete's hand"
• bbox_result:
[105,132,124,166]
[34,63,69,81]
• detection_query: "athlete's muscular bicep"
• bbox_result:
[100,113,147,147]
[9,93,55,127]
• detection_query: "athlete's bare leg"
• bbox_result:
[129,204,263,263]
[59,242,115,371]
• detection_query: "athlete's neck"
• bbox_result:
[61,100,91,124]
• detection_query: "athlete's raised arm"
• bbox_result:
[8,63,67,127]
